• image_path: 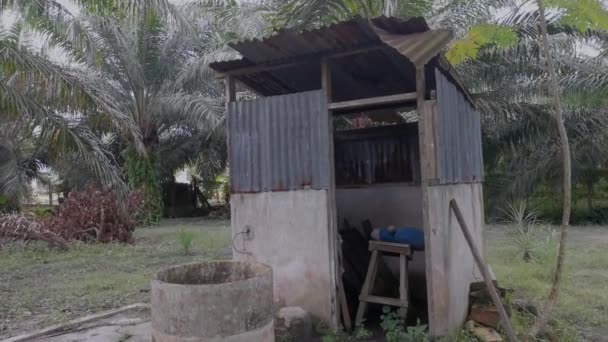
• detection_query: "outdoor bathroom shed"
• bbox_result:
[210,17,485,337]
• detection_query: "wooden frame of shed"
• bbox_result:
[210,16,485,337]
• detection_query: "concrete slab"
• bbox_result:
[8,305,151,342]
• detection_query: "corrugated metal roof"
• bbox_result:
[211,16,429,70]
[209,16,473,106]
[374,28,453,67]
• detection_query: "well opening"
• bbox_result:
[151,261,274,342]
[155,261,270,285]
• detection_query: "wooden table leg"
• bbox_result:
[399,253,408,318]
[355,250,379,326]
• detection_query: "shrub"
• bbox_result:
[0,195,8,213]
[41,186,144,244]
[501,202,554,262]
[380,307,405,342]
[0,213,68,249]
[178,229,194,255]
[32,207,55,219]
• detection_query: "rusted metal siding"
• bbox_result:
[334,124,420,185]
[227,90,331,193]
[435,69,483,184]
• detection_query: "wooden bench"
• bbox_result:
[355,240,411,326]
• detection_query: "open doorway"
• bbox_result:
[333,106,428,329]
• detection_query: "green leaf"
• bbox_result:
[547,0,608,32]
[447,24,517,65]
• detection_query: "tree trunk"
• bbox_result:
[529,0,572,337]
[48,183,53,206]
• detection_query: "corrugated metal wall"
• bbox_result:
[227,90,331,193]
[334,124,420,185]
[435,69,483,184]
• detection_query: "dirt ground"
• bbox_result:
[1,220,606,341]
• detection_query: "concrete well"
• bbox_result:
[151,261,274,342]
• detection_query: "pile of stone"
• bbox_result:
[465,281,513,342]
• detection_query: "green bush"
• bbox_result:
[380,307,404,342]
[178,229,194,255]
[32,207,54,219]
[501,202,558,263]
[0,196,8,213]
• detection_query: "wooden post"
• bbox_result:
[416,68,426,110]
[415,65,439,335]
[449,199,519,342]
[321,59,332,101]
[225,75,236,103]
[322,58,347,330]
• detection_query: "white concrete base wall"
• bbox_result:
[231,191,335,324]
[335,185,423,228]
[425,183,484,336]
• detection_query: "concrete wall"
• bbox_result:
[231,190,336,324]
[424,182,484,336]
[335,185,423,228]
[335,184,426,298]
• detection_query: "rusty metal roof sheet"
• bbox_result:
[210,16,428,72]
[209,16,472,104]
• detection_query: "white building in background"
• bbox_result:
[29,168,61,205]
[174,168,190,184]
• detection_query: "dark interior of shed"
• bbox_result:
[332,106,429,329]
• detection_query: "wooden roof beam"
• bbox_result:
[328,92,417,111]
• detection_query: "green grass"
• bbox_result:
[2,219,606,341]
[486,226,608,341]
[0,219,230,338]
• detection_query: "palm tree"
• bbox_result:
[275,0,514,32]
[0,21,138,209]
[60,11,228,223]
[3,0,271,220]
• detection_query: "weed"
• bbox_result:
[442,330,477,342]
[379,308,432,342]
[401,321,429,342]
[178,229,194,255]
[380,307,405,342]
[501,202,555,262]
[317,321,371,342]
[352,325,371,340]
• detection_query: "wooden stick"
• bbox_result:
[449,199,519,342]
[2,303,150,342]
[328,92,417,111]
[337,275,352,331]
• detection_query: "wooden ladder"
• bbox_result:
[355,240,411,326]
